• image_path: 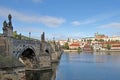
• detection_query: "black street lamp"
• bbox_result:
[29,32,31,40]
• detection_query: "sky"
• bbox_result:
[0,0,120,40]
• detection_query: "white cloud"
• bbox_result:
[71,21,80,26]
[73,12,120,26]
[98,22,120,28]
[39,16,65,27]
[89,13,118,24]
[0,6,65,27]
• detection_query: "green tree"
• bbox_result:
[64,42,69,50]
[77,47,81,53]
[91,46,93,51]
[87,39,92,42]
[116,40,119,42]
[95,39,98,41]
[13,31,18,38]
[106,44,111,50]
[99,39,104,42]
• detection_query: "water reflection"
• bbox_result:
[25,63,58,80]
[26,70,52,80]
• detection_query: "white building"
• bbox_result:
[109,36,120,41]
[59,40,67,46]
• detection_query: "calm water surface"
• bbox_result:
[55,52,120,80]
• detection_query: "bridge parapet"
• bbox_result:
[12,38,40,59]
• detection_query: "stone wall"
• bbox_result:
[0,36,10,56]
[0,67,25,80]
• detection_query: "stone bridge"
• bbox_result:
[12,39,40,59]
[0,14,62,70]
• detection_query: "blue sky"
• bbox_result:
[0,0,120,40]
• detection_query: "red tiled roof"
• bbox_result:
[95,42,120,45]
[112,45,120,47]
[69,43,80,46]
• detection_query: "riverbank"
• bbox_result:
[98,50,120,52]
[63,50,78,52]
[63,49,120,53]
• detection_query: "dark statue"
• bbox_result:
[8,14,12,26]
[41,32,45,42]
[3,20,7,27]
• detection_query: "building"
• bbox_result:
[109,36,120,41]
[111,45,120,50]
[59,40,67,46]
[95,32,108,40]
[83,44,92,52]
[69,42,80,49]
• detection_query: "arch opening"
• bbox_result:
[21,48,35,59]
[19,48,37,68]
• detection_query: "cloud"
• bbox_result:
[72,12,120,26]
[0,6,65,27]
[98,22,120,28]
[39,16,65,27]
[71,21,81,26]
[85,12,119,24]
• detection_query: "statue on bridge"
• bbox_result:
[41,32,45,42]
[3,20,7,28]
[8,14,12,27]
[2,21,8,36]
[2,14,13,37]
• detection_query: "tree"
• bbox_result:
[78,47,81,53]
[116,40,120,42]
[64,42,69,50]
[91,46,93,51]
[95,39,98,41]
[13,31,18,38]
[87,39,92,42]
[106,44,111,50]
[99,39,104,42]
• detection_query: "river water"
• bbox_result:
[55,52,120,80]
[1,52,120,80]
[26,52,120,80]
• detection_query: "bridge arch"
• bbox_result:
[17,45,37,67]
[20,48,35,59]
[15,45,36,59]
